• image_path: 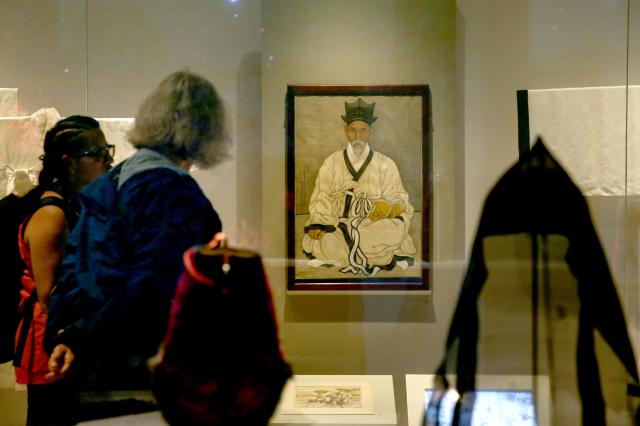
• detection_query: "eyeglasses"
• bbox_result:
[73,144,115,161]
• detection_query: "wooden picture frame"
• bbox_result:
[286,85,431,291]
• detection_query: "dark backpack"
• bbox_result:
[0,191,76,364]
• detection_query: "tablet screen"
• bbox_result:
[424,389,537,426]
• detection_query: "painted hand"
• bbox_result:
[308,229,326,240]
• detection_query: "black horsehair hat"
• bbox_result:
[341,98,378,125]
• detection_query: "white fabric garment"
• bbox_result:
[95,117,136,164]
[302,149,416,272]
[0,111,136,197]
[0,88,18,117]
[527,85,640,195]
[0,107,61,196]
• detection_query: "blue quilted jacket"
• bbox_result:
[45,149,222,390]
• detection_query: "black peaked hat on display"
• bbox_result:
[341,98,378,125]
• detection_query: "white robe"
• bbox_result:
[302,149,417,274]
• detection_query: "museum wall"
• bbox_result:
[627,0,640,363]
[0,2,88,115]
[0,0,267,246]
[632,1,640,86]
[0,1,263,423]
[459,0,628,248]
[83,0,266,246]
[262,0,464,424]
[261,2,459,423]
[457,0,637,361]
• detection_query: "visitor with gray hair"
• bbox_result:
[43,71,227,423]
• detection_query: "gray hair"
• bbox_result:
[128,71,230,168]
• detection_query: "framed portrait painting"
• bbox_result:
[286,85,432,291]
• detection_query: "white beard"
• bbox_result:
[347,140,370,172]
[350,139,367,159]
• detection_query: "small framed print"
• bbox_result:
[286,85,432,291]
[280,382,374,415]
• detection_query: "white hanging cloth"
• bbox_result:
[0,107,61,196]
[0,88,18,117]
[526,85,640,195]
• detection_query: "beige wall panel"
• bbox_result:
[0,1,87,115]
[85,0,265,243]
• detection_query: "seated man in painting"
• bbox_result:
[302,98,416,276]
